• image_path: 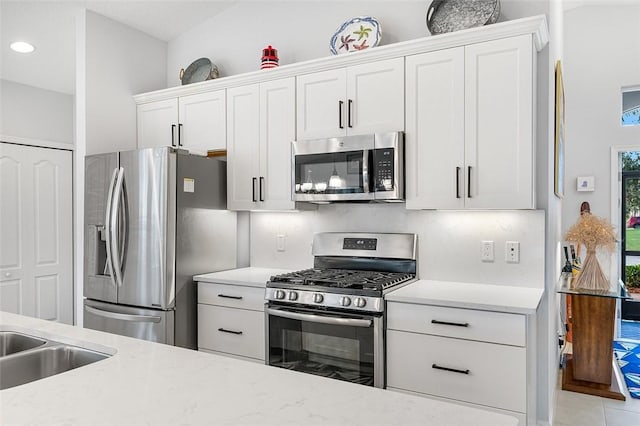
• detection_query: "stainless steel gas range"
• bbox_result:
[265,232,417,388]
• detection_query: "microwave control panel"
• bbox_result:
[373,148,395,191]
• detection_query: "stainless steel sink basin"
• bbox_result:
[0,329,112,390]
[0,331,46,357]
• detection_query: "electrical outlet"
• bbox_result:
[506,241,520,263]
[276,235,286,252]
[481,241,494,262]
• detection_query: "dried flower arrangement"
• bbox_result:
[564,212,617,291]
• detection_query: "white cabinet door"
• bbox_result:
[227,84,260,210]
[137,98,178,149]
[0,143,73,324]
[259,77,296,210]
[296,59,405,140]
[405,48,465,209]
[346,57,405,135]
[296,68,346,140]
[178,90,226,155]
[465,35,534,209]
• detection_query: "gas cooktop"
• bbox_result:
[269,268,415,293]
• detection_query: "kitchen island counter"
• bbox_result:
[1,311,517,425]
[194,267,293,288]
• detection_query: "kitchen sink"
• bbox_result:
[0,331,112,390]
[0,331,47,357]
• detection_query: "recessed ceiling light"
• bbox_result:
[10,41,35,53]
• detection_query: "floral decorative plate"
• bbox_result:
[330,16,381,55]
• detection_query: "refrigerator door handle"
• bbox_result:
[85,305,162,323]
[104,168,119,288]
[110,167,125,288]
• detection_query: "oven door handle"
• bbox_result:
[266,307,372,328]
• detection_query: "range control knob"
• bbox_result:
[274,290,286,300]
[354,297,367,308]
[340,296,352,307]
[313,293,324,303]
[288,291,298,301]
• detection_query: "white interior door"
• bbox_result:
[0,142,73,323]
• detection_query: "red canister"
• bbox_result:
[261,45,279,69]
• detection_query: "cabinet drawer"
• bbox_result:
[387,302,525,346]
[387,330,526,413]
[198,305,265,360]
[198,282,265,311]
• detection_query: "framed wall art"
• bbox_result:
[554,60,565,198]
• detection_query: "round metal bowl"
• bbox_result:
[426,0,500,35]
[179,58,219,85]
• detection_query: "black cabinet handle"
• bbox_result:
[432,364,470,375]
[217,294,243,300]
[259,177,265,201]
[218,328,243,335]
[252,177,257,202]
[467,165,472,198]
[455,167,461,199]
[431,319,469,327]
[348,99,353,128]
[338,100,344,129]
[171,124,176,147]
[178,123,183,146]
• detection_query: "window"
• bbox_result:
[622,89,640,126]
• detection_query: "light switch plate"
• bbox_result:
[481,241,494,262]
[506,241,520,263]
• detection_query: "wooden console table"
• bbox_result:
[558,275,630,400]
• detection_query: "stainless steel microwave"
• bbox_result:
[292,132,404,203]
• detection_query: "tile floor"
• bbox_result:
[554,373,640,425]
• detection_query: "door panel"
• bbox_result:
[260,77,296,210]
[296,69,346,139]
[347,57,405,135]
[0,142,73,323]
[84,153,118,304]
[178,90,226,154]
[405,48,465,209]
[118,147,171,308]
[83,299,173,345]
[227,84,260,210]
[137,99,178,149]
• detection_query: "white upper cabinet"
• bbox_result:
[227,77,296,211]
[178,91,227,155]
[137,98,178,149]
[137,90,226,155]
[406,34,535,210]
[296,57,404,140]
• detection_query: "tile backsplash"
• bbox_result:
[250,204,545,289]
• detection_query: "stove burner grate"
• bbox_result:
[270,268,414,291]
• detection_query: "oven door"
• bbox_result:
[292,135,374,202]
[265,304,384,387]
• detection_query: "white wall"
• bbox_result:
[0,79,74,144]
[251,207,545,286]
[167,0,552,88]
[83,10,167,155]
[563,5,640,239]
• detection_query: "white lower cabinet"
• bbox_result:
[197,282,265,362]
[386,302,534,424]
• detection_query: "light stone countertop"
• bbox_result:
[1,311,518,425]
[194,267,293,288]
[386,280,544,314]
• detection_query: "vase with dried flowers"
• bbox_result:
[564,209,617,291]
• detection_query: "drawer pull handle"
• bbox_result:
[431,319,469,327]
[217,294,243,300]
[218,328,243,335]
[432,364,470,375]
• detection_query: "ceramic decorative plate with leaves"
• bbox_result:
[330,16,381,55]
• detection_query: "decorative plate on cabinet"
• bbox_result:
[330,16,381,55]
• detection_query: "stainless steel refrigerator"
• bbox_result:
[83,147,236,349]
